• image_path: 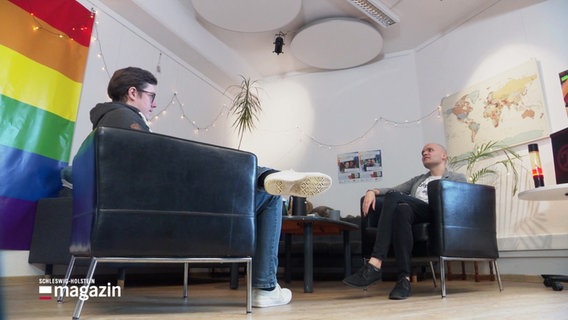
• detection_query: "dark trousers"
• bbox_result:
[370,191,430,277]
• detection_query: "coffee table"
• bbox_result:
[281,215,359,293]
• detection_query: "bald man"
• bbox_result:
[343,143,466,300]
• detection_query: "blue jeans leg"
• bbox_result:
[253,189,283,289]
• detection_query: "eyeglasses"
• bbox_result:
[139,89,156,103]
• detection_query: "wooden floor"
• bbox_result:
[3,275,567,320]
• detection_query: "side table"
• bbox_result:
[281,215,359,293]
[518,183,568,291]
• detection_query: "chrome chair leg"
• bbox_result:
[183,262,189,299]
[438,257,503,298]
[72,258,98,320]
[440,257,447,298]
[65,257,252,317]
[246,258,252,313]
[57,255,77,303]
[493,260,504,292]
[429,261,437,288]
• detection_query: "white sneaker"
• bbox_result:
[252,284,292,308]
[264,170,332,197]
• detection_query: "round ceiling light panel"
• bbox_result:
[291,18,383,70]
[191,0,302,32]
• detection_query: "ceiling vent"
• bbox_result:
[347,0,400,28]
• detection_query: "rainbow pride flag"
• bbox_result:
[0,0,94,249]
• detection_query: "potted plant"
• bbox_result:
[448,141,523,195]
[226,75,262,149]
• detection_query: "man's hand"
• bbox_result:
[362,189,379,216]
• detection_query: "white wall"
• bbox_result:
[71,0,239,157]
[415,0,568,248]
[248,54,427,215]
[413,0,568,274]
[2,0,567,278]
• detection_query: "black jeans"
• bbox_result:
[370,191,430,278]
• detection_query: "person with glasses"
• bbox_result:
[78,66,332,307]
[90,67,157,131]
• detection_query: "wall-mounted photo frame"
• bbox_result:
[337,149,382,183]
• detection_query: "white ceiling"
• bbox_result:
[99,0,544,88]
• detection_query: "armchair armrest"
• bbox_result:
[427,180,498,259]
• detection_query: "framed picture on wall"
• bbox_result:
[559,69,568,117]
[337,149,382,183]
[441,59,550,158]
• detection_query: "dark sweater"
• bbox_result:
[90,102,150,132]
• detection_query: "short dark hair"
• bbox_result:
[107,67,158,102]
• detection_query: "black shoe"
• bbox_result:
[343,262,382,288]
[389,276,411,300]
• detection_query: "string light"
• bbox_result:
[29,8,95,41]
[378,106,441,128]
[299,106,442,149]
[77,6,447,151]
[146,94,441,148]
[30,12,67,39]
[148,93,229,132]
[91,11,110,78]
[87,9,227,135]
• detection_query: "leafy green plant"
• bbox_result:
[448,141,523,195]
[226,76,262,149]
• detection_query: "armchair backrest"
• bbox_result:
[427,180,498,259]
[71,127,257,258]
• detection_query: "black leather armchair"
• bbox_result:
[60,127,257,318]
[360,179,503,297]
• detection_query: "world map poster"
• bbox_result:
[441,59,549,158]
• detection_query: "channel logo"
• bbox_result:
[38,286,53,300]
[38,279,121,301]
